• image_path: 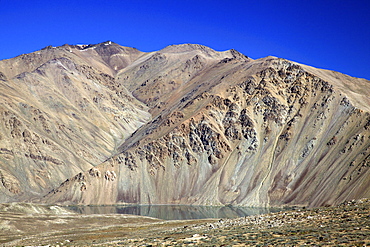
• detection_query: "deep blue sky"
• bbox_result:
[1,0,369,79]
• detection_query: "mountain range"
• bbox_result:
[0,41,369,207]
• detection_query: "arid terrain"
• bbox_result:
[0,199,369,246]
[0,41,369,208]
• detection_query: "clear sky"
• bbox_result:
[1,0,369,80]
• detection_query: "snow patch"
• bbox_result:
[55,60,68,70]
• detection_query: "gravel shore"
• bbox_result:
[112,199,370,246]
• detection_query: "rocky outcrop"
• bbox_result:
[0,169,21,195]
[41,46,370,208]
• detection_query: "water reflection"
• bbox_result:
[65,205,283,220]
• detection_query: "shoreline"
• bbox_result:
[1,199,369,246]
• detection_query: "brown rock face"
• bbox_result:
[1,42,369,207]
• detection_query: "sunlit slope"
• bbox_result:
[0,42,150,202]
[43,46,370,207]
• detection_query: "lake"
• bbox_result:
[65,204,284,220]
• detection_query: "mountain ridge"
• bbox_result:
[0,42,369,207]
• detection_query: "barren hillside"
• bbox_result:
[0,42,369,207]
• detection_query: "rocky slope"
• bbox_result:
[0,42,369,207]
[0,42,150,202]
[40,43,370,207]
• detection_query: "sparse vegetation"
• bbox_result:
[0,199,368,246]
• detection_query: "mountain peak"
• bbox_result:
[159,43,222,56]
[162,43,214,52]
[61,40,119,50]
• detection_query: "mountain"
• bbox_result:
[0,42,151,202]
[0,42,369,207]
